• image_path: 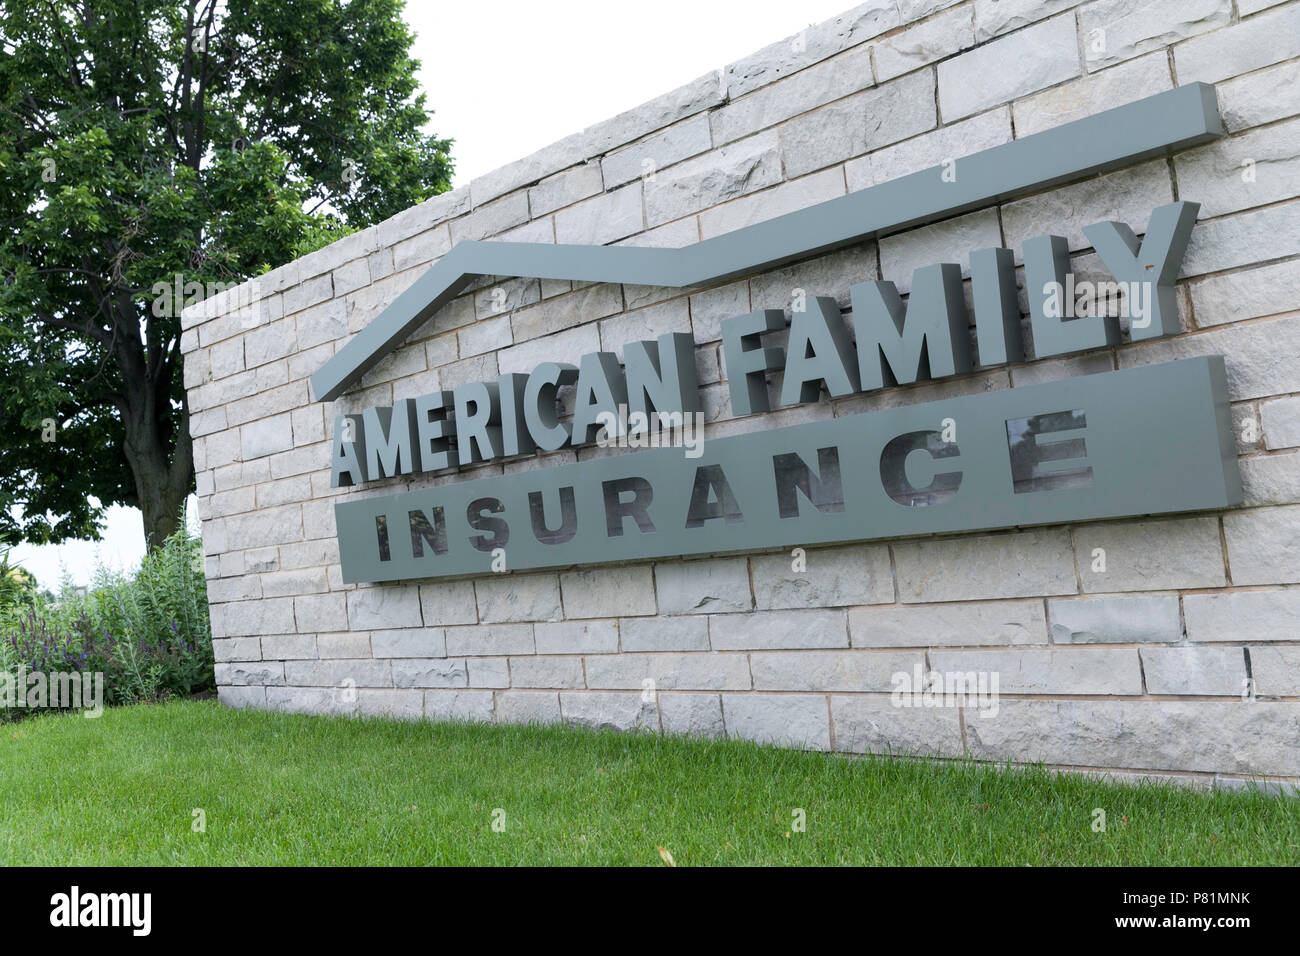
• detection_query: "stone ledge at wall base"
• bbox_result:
[185,0,1300,783]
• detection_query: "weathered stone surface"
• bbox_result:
[964,699,1300,775]
[1141,646,1245,696]
[658,692,725,737]
[748,243,877,313]
[1189,259,1300,329]
[347,586,423,630]
[418,581,478,626]
[894,528,1077,602]
[283,659,391,687]
[937,15,1080,121]
[643,131,782,227]
[260,634,319,660]
[1048,595,1181,643]
[495,690,561,725]
[619,616,710,653]
[357,688,423,719]
[584,652,751,691]
[724,0,896,98]
[560,692,658,732]
[780,70,936,179]
[534,620,619,655]
[211,596,296,638]
[930,647,1142,695]
[879,209,1001,292]
[1078,0,1229,69]
[1223,505,1300,585]
[1261,396,1300,450]
[507,655,584,689]
[598,299,690,359]
[1185,590,1300,643]
[585,71,724,156]
[389,655,466,689]
[445,624,534,657]
[830,695,965,756]
[1215,59,1300,133]
[1075,517,1226,592]
[699,167,845,239]
[711,44,874,146]
[1249,646,1300,697]
[750,544,892,609]
[602,115,712,189]
[688,281,749,344]
[213,636,262,662]
[510,283,624,343]
[1174,118,1300,220]
[851,599,1048,647]
[558,566,656,619]
[217,685,266,710]
[1012,52,1171,137]
[293,593,347,633]
[721,694,831,750]
[1000,159,1174,257]
[1240,451,1300,507]
[874,6,974,81]
[751,649,920,691]
[474,574,562,623]
[710,610,848,651]
[848,107,1012,189]
[1119,315,1300,401]
[424,689,495,723]
[215,661,285,686]
[974,0,1084,41]
[527,163,604,217]
[266,685,357,716]
[554,185,643,246]
[1173,2,1300,85]
[654,558,752,614]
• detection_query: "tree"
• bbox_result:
[0,0,452,549]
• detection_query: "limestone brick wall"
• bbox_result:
[180,0,1300,788]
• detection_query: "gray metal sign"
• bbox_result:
[335,356,1241,583]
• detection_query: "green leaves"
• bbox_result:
[0,0,454,546]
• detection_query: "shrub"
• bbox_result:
[0,521,213,719]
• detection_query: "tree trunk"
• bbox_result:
[120,391,195,553]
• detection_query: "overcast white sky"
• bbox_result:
[12,0,855,588]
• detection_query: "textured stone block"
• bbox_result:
[424,689,495,723]
[1078,0,1228,69]
[654,557,753,614]
[1262,396,1300,450]
[937,15,1079,121]
[347,586,423,630]
[965,699,1300,775]
[1185,590,1300,643]
[699,167,845,239]
[474,574,562,623]
[1141,646,1245,696]
[874,6,974,81]
[750,543,892,609]
[830,695,965,756]
[266,685,357,717]
[710,609,849,650]
[780,70,936,178]
[259,634,319,660]
[560,692,659,732]
[357,688,423,719]
[849,108,1011,189]
[218,685,266,710]
[445,624,535,657]
[495,690,562,725]
[1174,118,1300,220]
[619,616,710,652]
[534,620,619,655]
[929,647,1142,695]
[559,566,656,619]
[894,528,1077,602]
[1189,259,1300,329]
[418,580,478,626]
[643,130,782,227]
[850,600,1049,647]
[584,652,751,691]
[658,692,725,737]
[554,185,643,246]
[1223,505,1300,585]
[283,659,390,688]
[507,655,584,689]
[602,114,712,189]
[880,209,1001,292]
[1011,52,1171,137]
[370,629,446,659]
[751,649,920,691]
[721,694,831,750]
[1076,517,1226,593]
[214,661,285,686]
[1215,59,1300,133]
[1173,2,1300,85]
[974,0,1084,41]
[1048,596,1181,643]
[1249,646,1300,697]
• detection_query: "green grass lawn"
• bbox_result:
[1,700,1295,865]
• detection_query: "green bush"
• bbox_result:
[0,522,213,719]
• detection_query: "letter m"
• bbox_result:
[852,263,972,390]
